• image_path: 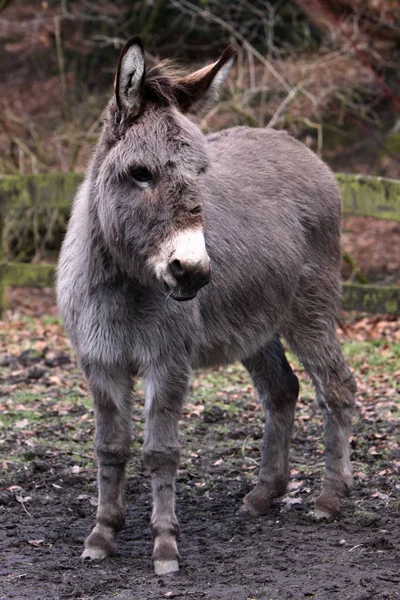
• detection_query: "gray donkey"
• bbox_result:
[57,37,356,575]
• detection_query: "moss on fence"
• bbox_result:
[342,283,400,314]
[0,173,83,211]
[337,174,400,222]
[5,263,55,288]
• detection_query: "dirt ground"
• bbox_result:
[1,291,399,600]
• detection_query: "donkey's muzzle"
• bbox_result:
[167,258,211,301]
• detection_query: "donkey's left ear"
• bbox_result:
[115,36,146,116]
[173,47,236,115]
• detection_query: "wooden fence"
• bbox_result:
[0,173,399,317]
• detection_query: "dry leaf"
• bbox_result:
[27,539,44,547]
[371,490,390,500]
[16,493,31,503]
[287,481,303,492]
[282,496,302,506]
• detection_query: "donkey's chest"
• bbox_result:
[76,295,197,371]
[77,282,282,373]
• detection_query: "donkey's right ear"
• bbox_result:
[115,36,145,116]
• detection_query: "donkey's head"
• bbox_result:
[94,37,235,301]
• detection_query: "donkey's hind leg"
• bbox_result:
[241,336,299,516]
[284,318,356,519]
[81,364,133,560]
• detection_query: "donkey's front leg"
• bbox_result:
[143,364,189,575]
[81,365,133,560]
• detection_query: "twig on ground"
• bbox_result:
[241,435,260,466]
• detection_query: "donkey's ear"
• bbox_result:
[115,36,145,116]
[173,47,236,115]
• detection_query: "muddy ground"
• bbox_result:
[0,293,399,600]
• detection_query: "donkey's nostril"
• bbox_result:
[169,259,186,280]
[168,257,211,292]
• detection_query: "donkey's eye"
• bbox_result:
[189,205,202,216]
[129,167,154,185]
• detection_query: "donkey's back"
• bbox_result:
[192,126,342,367]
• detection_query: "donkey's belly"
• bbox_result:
[192,326,277,369]
[191,283,292,368]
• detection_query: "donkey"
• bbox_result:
[57,36,356,575]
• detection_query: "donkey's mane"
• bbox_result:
[143,60,187,108]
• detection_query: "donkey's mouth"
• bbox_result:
[162,268,211,302]
[169,287,198,302]
[163,281,199,301]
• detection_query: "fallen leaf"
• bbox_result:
[287,481,303,492]
[371,491,390,500]
[282,496,302,506]
[27,539,44,547]
[369,446,380,455]
[16,493,32,503]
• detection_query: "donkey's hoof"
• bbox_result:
[240,486,278,517]
[154,559,179,575]
[313,507,332,521]
[82,530,115,561]
[238,499,263,518]
[81,546,109,561]
[314,493,340,520]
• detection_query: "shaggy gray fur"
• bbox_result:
[57,38,356,572]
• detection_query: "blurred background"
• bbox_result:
[0,0,399,282]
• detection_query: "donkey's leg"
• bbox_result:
[241,336,299,516]
[143,364,189,575]
[285,321,356,519]
[81,365,133,560]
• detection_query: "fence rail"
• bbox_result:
[0,173,399,316]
